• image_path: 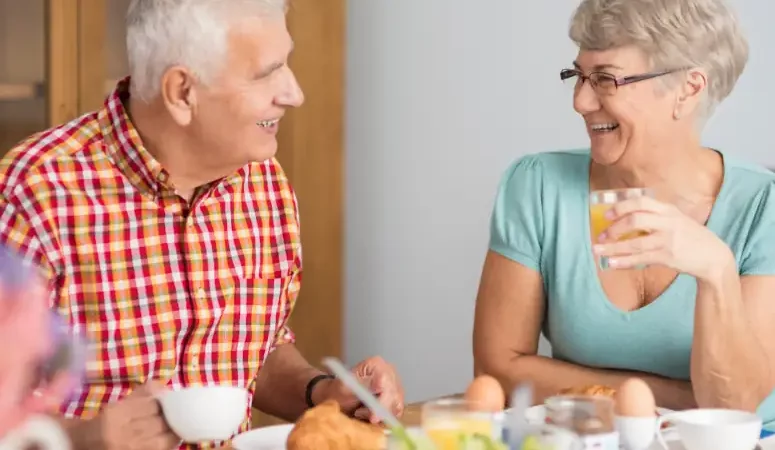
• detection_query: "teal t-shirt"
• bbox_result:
[488,148,775,430]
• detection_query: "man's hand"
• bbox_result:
[314,356,404,424]
[67,381,180,450]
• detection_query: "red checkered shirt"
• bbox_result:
[0,79,301,449]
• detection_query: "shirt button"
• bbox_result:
[196,288,206,299]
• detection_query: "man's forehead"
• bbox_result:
[227,16,293,66]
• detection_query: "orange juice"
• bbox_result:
[590,203,648,241]
[423,417,494,449]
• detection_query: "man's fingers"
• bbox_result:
[130,415,173,440]
[353,406,370,421]
[118,395,162,421]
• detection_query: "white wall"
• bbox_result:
[345,0,775,403]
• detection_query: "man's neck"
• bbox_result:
[127,98,217,200]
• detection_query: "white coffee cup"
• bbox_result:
[0,415,71,450]
[656,408,761,450]
[615,415,657,450]
[157,386,248,443]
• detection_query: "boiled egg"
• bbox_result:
[464,375,505,412]
[614,378,656,417]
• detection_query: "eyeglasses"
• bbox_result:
[560,67,688,96]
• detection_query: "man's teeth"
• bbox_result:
[591,123,619,131]
[257,119,279,128]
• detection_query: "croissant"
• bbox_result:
[558,384,617,398]
[286,400,387,450]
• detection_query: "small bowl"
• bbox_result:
[615,415,656,450]
[157,386,248,443]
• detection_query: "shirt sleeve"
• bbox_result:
[0,197,58,303]
[740,181,775,276]
[270,190,302,350]
[272,258,300,349]
[488,155,546,271]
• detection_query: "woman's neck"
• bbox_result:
[590,145,724,208]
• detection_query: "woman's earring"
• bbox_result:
[673,110,682,120]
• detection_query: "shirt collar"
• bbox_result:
[98,77,173,196]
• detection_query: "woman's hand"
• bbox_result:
[592,195,734,280]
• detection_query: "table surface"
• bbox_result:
[228,398,775,449]
[222,398,437,448]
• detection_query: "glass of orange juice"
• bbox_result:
[589,188,654,270]
[421,398,500,449]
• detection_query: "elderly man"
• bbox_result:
[0,0,403,449]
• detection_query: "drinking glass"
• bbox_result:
[420,399,500,450]
[544,395,618,450]
[589,188,654,270]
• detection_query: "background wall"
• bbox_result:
[345,0,775,403]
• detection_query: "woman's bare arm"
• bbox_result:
[690,255,775,411]
[472,250,696,409]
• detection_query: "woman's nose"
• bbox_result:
[573,80,601,115]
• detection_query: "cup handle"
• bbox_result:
[655,413,673,450]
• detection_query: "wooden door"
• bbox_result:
[252,0,346,426]
[0,0,79,153]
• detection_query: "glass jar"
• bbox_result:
[544,395,619,450]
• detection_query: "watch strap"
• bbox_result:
[305,373,335,408]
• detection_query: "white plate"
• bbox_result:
[231,424,293,450]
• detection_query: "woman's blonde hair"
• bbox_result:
[569,0,749,121]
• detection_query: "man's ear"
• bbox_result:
[160,67,197,126]
[673,68,707,120]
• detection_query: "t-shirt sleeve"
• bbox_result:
[740,181,775,276]
[488,155,545,271]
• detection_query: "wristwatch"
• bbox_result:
[304,373,335,408]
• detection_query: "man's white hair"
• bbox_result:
[569,0,748,123]
[126,0,288,102]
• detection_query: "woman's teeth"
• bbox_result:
[257,119,279,128]
[591,123,619,132]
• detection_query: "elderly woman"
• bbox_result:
[472,0,775,430]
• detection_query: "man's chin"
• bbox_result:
[247,144,279,164]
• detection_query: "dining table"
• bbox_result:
[221,396,445,449]
[223,395,775,449]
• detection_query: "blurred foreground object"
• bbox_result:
[0,246,86,439]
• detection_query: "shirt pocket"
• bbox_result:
[221,276,288,384]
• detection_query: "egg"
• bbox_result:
[614,378,656,417]
[464,375,505,412]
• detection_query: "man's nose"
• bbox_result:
[277,69,304,108]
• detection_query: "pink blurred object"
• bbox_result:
[0,246,88,438]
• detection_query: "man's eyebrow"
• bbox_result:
[257,61,285,77]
